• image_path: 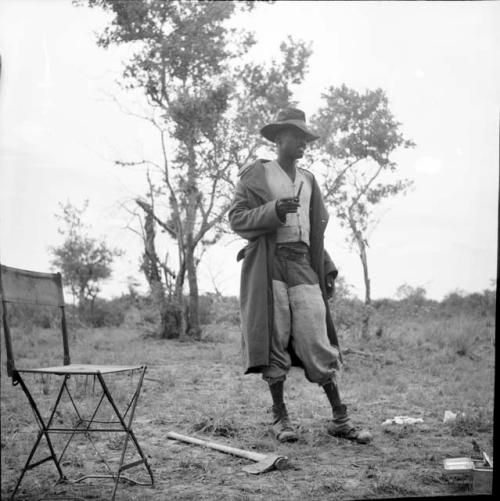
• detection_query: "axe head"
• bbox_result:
[242,455,288,475]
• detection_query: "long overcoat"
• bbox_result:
[228,159,340,374]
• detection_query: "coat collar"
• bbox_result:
[239,159,274,203]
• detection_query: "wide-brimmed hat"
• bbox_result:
[260,107,320,143]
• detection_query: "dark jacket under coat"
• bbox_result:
[228,159,340,374]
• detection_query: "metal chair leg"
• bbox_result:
[96,369,154,500]
[8,369,153,500]
[9,432,43,500]
[10,374,67,499]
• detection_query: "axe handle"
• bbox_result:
[167,431,267,463]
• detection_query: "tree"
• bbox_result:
[80,0,312,338]
[50,200,122,319]
[309,85,415,337]
[132,174,181,338]
[395,283,427,305]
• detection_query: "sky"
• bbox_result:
[0,0,499,301]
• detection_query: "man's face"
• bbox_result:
[276,128,308,159]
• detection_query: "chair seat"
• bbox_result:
[16,363,144,375]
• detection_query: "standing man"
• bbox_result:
[228,108,372,444]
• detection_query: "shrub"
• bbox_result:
[84,297,125,327]
[441,289,496,317]
[330,296,365,331]
[3,303,59,329]
[198,293,240,326]
[134,294,186,339]
[449,408,493,436]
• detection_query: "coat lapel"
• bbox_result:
[240,159,274,205]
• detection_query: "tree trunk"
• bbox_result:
[138,202,182,339]
[182,138,202,340]
[351,221,371,339]
[173,260,187,339]
[185,243,201,340]
[358,238,371,306]
[77,288,86,322]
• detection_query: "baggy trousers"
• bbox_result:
[262,242,340,385]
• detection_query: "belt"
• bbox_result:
[275,242,310,258]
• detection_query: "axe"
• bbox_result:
[166,431,288,474]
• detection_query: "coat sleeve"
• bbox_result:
[228,180,283,240]
[324,250,338,279]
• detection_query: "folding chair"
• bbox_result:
[0,264,154,500]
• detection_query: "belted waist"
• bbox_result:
[275,242,310,259]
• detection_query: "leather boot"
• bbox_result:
[272,403,298,443]
[327,404,373,444]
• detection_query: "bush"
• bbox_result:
[328,275,365,332]
[441,290,495,317]
[198,293,240,325]
[330,295,365,331]
[449,408,493,436]
[133,294,186,339]
[84,297,125,327]
[2,303,59,329]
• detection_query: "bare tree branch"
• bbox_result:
[324,158,361,198]
[348,163,384,213]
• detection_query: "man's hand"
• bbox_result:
[276,197,300,221]
[326,272,336,299]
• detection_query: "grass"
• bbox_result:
[0,313,495,500]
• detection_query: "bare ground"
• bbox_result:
[1,315,495,500]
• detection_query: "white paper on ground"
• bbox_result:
[382,415,424,426]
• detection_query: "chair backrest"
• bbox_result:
[0,264,70,377]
